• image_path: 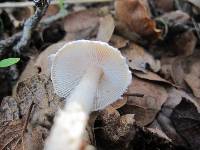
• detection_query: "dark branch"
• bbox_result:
[13,1,50,52]
[0,0,50,59]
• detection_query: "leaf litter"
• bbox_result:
[0,0,200,150]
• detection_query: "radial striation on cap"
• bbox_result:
[51,40,132,111]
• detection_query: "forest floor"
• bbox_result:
[0,0,200,150]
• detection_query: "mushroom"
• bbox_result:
[45,40,132,150]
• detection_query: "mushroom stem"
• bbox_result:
[67,66,102,112]
[45,66,102,150]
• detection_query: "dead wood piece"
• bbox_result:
[13,1,50,53]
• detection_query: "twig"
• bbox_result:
[13,1,50,52]
[22,102,34,136]
[123,93,144,97]
[0,0,113,8]
[40,10,68,26]
[13,102,34,150]
[0,32,22,59]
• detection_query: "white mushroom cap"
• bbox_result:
[51,40,132,111]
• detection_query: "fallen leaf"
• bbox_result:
[64,9,100,40]
[96,15,115,42]
[16,74,64,117]
[43,5,60,19]
[120,77,168,126]
[109,34,129,49]
[133,70,175,86]
[149,88,200,146]
[115,0,161,39]
[12,56,40,97]
[154,0,174,12]
[156,10,190,26]
[111,98,127,110]
[171,98,200,150]
[184,58,200,98]
[0,119,23,150]
[172,30,197,56]
[0,96,20,124]
[171,53,200,98]
[121,43,160,72]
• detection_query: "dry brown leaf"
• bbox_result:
[43,5,60,19]
[184,59,200,98]
[64,9,100,41]
[115,0,161,39]
[96,15,115,42]
[64,9,100,33]
[109,34,129,49]
[133,71,175,86]
[13,42,67,97]
[171,98,200,150]
[149,88,200,146]
[0,119,23,150]
[12,57,38,97]
[154,0,174,12]
[171,54,200,98]
[157,10,190,26]
[120,77,168,126]
[0,96,20,124]
[172,30,197,56]
[121,43,160,72]
[111,98,127,110]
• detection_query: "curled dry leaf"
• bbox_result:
[120,77,168,126]
[121,43,160,72]
[96,15,115,42]
[115,0,161,39]
[133,70,175,86]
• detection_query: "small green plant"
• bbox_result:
[58,0,65,12]
[0,58,20,68]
